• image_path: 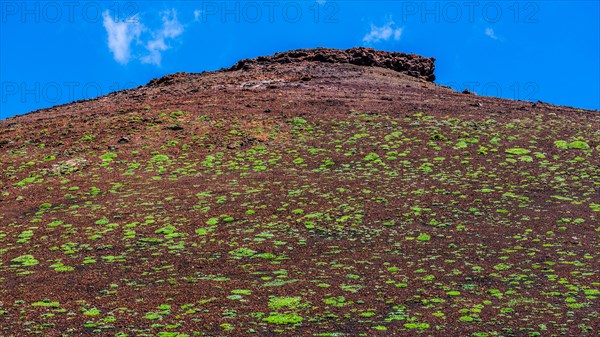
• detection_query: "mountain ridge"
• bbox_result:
[3,47,597,122]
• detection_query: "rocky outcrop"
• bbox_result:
[145,48,436,88]
[227,47,436,82]
[146,72,197,87]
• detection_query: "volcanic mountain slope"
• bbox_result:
[0,47,598,336]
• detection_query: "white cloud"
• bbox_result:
[363,21,403,43]
[160,9,184,38]
[102,9,184,66]
[141,9,184,66]
[102,11,142,64]
[193,9,202,21]
[485,27,498,40]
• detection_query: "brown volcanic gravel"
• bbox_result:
[0,48,599,336]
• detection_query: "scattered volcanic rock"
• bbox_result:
[146,72,194,87]
[166,124,184,131]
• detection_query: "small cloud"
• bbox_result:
[141,9,184,66]
[485,27,498,40]
[160,10,184,38]
[363,20,403,43]
[102,9,184,66]
[102,11,142,64]
[194,9,202,21]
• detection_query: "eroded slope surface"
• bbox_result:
[0,49,598,336]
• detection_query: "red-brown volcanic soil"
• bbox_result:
[0,48,598,336]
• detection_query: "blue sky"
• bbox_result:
[1,1,599,119]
